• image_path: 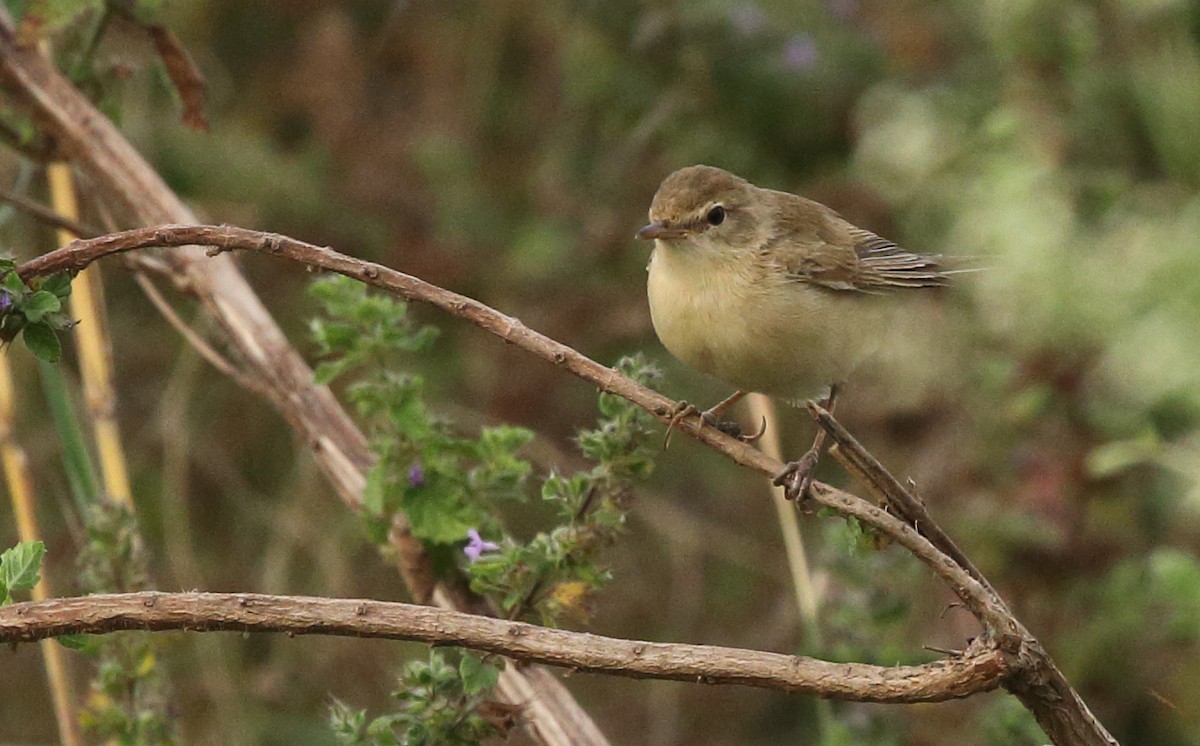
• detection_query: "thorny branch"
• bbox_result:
[12,224,1119,745]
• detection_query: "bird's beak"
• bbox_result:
[635,222,688,241]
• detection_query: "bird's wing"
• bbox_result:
[767,197,952,293]
[843,226,953,291]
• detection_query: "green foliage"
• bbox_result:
[0,260,74,363]
[0,539,45,605]
[310,275,525,545]
[467,355,659,624]
[328,651,504,746]
[75,500,177,744]
[1067,548,1200,681]
[77,499,149,593]
[981,695,1049,746]
[10,0,1200,741]
[310,275,659,625]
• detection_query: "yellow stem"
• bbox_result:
[746,394,823,634]
[46,162,133,506]
[0,362,82,746]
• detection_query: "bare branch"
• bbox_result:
[0,591,1008,703]
[8,226,1030,628]
[13,223,1120,745]
[808,402,993,595]
[0,184,99,237]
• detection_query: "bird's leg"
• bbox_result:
[663,390,757,448]
[773,383,841,505]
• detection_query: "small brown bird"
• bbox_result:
[636,165,957,500]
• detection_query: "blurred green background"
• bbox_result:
[4,0,1200,743]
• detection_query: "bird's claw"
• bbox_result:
[663,401,700,450]
[772,447,821,506]
[735,416,768,444]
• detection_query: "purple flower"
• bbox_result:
[0,290,9,312]
[463,529,500,562]
[783,34,820,72]
[408,463,425,488]
[728,3,766,36]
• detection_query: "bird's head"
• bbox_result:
[635,165,761,251]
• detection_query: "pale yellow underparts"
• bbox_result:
[647,234,888,401]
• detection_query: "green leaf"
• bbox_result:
[2,270,26,297]
[403,486,479,544]
[55,633,94,651]
[459,653,501,695]
[39,272,72,300]
[22,290,61,322]
[1,540,46,602]
[0,312,27,344]
[22,322,61,362]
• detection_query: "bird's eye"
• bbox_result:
[706,205,726,226]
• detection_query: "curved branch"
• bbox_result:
[0,591,1008,703]
[16,226,1007,626]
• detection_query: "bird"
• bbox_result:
[635,165,959,501]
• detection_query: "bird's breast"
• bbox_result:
[647,243,883,398]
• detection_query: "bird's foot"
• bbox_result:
[772,446,821,506]
[663,401,700,449]
[663,402,765,448]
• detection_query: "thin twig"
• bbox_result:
[131,271,267,398]
[0,184,99,237]
[806,402,994,596]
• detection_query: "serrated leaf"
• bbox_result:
[459,653,501,695]
[1,540,46,599]
[402,486,479,544]
[22,290,60,322]
[22,322,61,362]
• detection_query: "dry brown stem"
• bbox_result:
[0,592,1008,703]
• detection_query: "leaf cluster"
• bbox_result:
[310,275,529,546]
[72,500,176,743]
[466,355,659,624]
[310,276,659,625]
[0,260,74,362]
[329,651,504,746]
